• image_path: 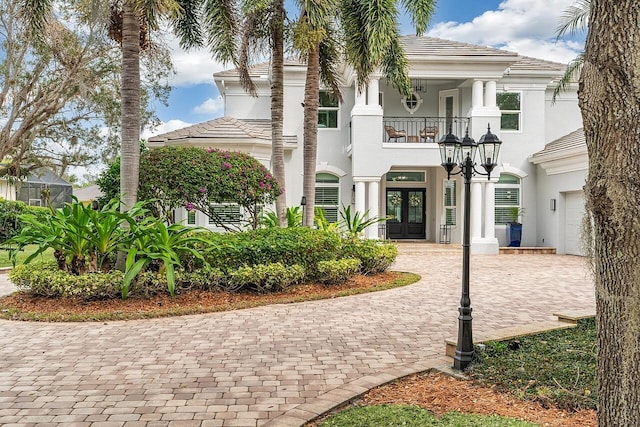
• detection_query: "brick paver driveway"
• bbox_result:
[0,244,595,426]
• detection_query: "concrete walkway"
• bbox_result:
[0,244,596,426]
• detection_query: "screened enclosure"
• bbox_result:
[16,170,72,208]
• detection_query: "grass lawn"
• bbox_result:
[319,405,535,426]
[468,318,597,411]
[0,245,54,268]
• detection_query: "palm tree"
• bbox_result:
[204,0,289,226]
[294,0,435,227]
[553,0,589,101]
[20,0,199,214]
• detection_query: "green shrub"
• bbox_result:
[317,258,361,285]
[0,200,49,242]
[10,262,122,300]
[340,238,398,275]
[190,228,340,278]
[226,262,305,293]
[134,268,224,297]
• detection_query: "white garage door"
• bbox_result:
[564,191,585,256]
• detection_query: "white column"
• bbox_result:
[367,77,379,106]
[470,181,482,240]
[472,80,484,108]
[484,181,496,239]
[366,180,380,238]
[484,80,496,108]
[355,180,366,215]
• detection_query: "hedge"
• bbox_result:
[0,201,50,242]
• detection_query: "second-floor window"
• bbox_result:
[497,92,521,131]
[318,91,339,128]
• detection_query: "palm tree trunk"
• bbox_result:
[302,42,320,227]
[116,0,141,270]
[579,1,640,424]
[271,0,286,226]
[120,0,140,210]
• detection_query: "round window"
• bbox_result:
[401,92,422,114]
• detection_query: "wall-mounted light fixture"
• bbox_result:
[550,199,556,211]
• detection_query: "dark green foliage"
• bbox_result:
[469,319,597,411]
[340,238,398,274]
[317,258,361,284]
[191,228,342,278]
[320,405,535,426]
[0,200,49,242]
[95,157,121,208]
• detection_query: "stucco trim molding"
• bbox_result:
[317,162,347,177]
[499,163,528,178]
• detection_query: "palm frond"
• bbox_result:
[341,0,373,91]
[19,0,53,40]
[173,0,205,49]
[204,0,238,65]
[401,0,436,35]
[382,37,411,97]
[137,0,182,31]
[318,24,343,102]
[238,11,260,96]
[552,52,584,103]
[360,0,398,66]
[555,0,590,39]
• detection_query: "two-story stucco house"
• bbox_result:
[148,35,585,255]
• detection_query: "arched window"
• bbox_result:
[315,173,340,222]
[495,174,521,224]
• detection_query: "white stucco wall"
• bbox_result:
[534,165,587,252]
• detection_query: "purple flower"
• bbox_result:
[206,147,214,153]
[222,162,231,170]
[265,173,272,180]
[198,186,207,193]
[259,181,266,189]
[185,202,195,211]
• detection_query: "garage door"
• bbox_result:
[564,191,585,256]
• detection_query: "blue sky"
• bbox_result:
[144,0,585,138]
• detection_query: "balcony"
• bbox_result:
[382,117,470,144]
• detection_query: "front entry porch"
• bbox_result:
[386,188,426,239]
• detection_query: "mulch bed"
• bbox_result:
[340,371,596,426]
[0,271,400,321]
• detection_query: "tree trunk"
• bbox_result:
[578,1,640,425]
[116,1,141,271]
[302,42,320,227]
[271,0,287,226]
[120,0,141,210]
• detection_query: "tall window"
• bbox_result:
[496,92,521,131]
[444,180,456,226]
[495,174,521,224]
[318,91,339,128]
[315,173,340,222]
[187,210,196,225]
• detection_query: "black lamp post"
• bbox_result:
[438,124,502,370]
[300,196,307,226]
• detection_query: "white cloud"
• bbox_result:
[192,97,225,117]
[427,0,584,63]
[142,119,192,140]
[165,35,228,87]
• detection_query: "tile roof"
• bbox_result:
[399,35,517,57]
[147,117,297,145]
[213,37,564,79]
[530,128,586,160]
[213,60,305,78]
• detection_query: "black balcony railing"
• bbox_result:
[383,117,470,143]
